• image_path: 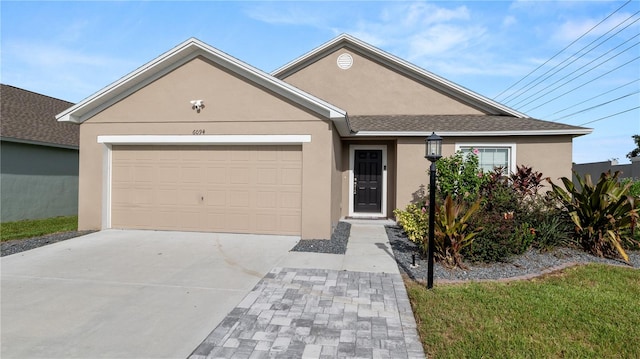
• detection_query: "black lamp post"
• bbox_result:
[425,132,442,289]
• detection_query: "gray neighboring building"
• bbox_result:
[1,84,78,222]
[573,158,640,183]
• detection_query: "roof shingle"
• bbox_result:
[1,84,78,148]
[349,114,590,135]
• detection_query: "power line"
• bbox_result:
[522,56,639,112]
[516,41,640,111]
[509,15,640,108]
[544,78,640,118]
[553,90,640,121]
[523,55,640,112]
[505,10,640,106]
[494,0,633,102]
[493,0,632,101]
[579,106,640,126]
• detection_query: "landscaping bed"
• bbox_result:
[386,224,640,283]
[1,230,96,257]
[290,221,351,254]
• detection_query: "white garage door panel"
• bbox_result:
[111,145,302,235]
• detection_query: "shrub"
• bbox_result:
[435,150,485,201]
[464,214,537,263]
[393,203,428,245]
[479,168,520,214]
[433,195,483,268]
[622,178,640,198]
[533,211,574,251]
[548,171,639,263]
[510,165,544,197]
[464,211,517,263]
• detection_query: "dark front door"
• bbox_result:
[354,150,382,213]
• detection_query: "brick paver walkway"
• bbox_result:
[189,267,425,359]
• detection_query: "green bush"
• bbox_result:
[435,150,485,201]
[622,178,640,198]
[464,211,517,263]
[393,203,428,245]
[548,171,639,263]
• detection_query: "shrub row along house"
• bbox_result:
[57,34,591,239]
[1,84,78,222]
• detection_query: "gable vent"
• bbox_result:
[337,53,353,70]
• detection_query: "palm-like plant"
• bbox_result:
[433,195,483,268]
[547,171,638,263]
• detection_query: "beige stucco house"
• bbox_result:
[57,34,591,239]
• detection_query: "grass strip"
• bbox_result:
[407,264,640,359]
[1,216,78,242]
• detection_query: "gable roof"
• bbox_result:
[350,115,592,137]
[1,84,78,149]
[56,38,351,136]
[272,34,528,118]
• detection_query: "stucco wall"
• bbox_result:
[394,135,574,211]
[281,48,485,116]
[78,57,337,239]
[1,141,78,222]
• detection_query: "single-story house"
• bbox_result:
[57,34,591,239]
[1,84,78,222]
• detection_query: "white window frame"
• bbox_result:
[455,143,517,175]
[348,144,387,218]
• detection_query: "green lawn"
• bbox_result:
[407,264,640,359]
[0,216,78,242]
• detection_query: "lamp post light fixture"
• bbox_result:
[425,132,442,289]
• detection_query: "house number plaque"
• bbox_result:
[192,129,205,135]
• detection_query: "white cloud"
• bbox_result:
[3,40,138,102]
[6,41,126,68]
[405,24,486,60]
[553,12,640,43]
[384,2,470,27]
[244,4,328,27]
[503,15,517,28]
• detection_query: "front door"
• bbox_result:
[353,150,382,213]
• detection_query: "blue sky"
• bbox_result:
[2,0,639,165]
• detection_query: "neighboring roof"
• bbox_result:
[349,115,592,137]
[1,84,78,148]
[56,38,351,136]
[272,34,528,118]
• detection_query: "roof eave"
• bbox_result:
[351,129,593,137]
[1,136,79,150]
[272,34,527,118]
[56,38,349,126]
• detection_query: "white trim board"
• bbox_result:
[348,145,388,218]
[97,134,311,145]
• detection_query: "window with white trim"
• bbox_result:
[459,146,513,173]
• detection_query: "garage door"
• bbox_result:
[111,145,302,235]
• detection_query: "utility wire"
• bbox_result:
[579,106,640,126]
[518,55,640,113]
[505,10,640,106]
[508,14,640,107]
[553,90,640,121]
[544,78,640,118]
[516,40,640,111]
[494,0,632,101]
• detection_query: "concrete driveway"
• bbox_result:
[1,229,299,359]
